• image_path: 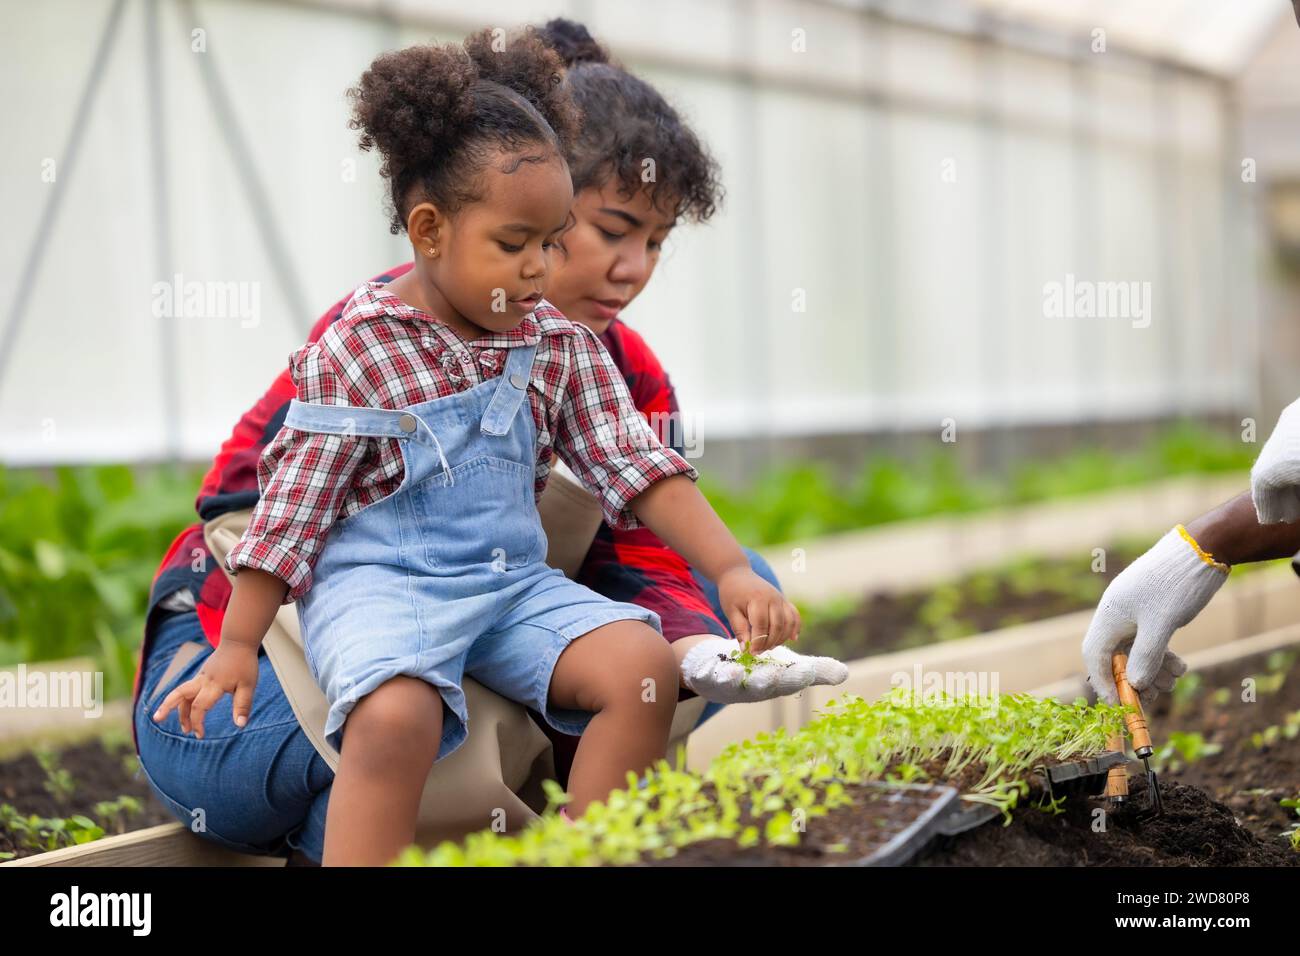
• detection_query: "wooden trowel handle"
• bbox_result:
[1105,733,1129,799]
[1112,651,1153,757]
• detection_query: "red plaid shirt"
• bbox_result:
[225,280,697,602]
[134,262,728,753]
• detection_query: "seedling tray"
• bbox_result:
[1035,750,1127,799]
[854,782,961,866]
[937,802,1002,836]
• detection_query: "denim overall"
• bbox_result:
[287,341,662,760]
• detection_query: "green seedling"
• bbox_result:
[1034,792,1068,816]
[1170,672,1203,712]
[34,747,76,805]
[1154,731,1221,772]
[0,803,103,852]
[722,640,793,688]
[1281,796,1300,851]
[401,690,1127,866]
[1267,650,1297,675]
[92,796,143,836]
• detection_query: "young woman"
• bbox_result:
[132,19,836,865]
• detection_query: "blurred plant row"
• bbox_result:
[0,463,207,699]
[701,421,1254,546]
[0,421,1255,700]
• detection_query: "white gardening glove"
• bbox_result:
[681,637,847,704]
[1251,397,1300,524]
[1081,526,1228,707]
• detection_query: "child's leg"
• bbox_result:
[322,675,446,866]
[545,620,679,816]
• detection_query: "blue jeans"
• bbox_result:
[134,612,332,861]
[134,545,781,863]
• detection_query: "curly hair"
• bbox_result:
[347,27,582,234]
[538,18,723,224]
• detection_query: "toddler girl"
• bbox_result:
[152,27,844,866]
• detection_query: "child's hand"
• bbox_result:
[151,642,260,739]
[716,567,801,654]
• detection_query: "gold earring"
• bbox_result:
[427,245,437,257]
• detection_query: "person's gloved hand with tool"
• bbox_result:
[1081,526,1226,707]
[1084,398,1300,705]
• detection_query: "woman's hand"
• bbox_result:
[152,641,260,739]
[716,566,801,654]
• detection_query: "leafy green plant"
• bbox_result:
[0,462,206,698]
[1153,731,1222,773]
[0,803,105,853]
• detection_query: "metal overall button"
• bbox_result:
[509,372,527,389]
[398,413,417,433]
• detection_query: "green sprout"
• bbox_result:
[1154,731,1222,772]
[721,639,793,688]
[1281,796,1300,851]
[395,690,1127,866]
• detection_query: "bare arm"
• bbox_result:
[1185,491,1300,566]
[222,568,290,651]
[629,474,750,581]
[630,474,799,651]
[150,568,287,738]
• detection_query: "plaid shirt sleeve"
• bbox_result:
[223,341,370,603]
[553,323,699,531]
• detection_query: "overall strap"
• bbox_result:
[480,343,539,437]
[284,398,416,439]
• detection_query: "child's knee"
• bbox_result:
[346,676,445,754]
[608,626,678,712]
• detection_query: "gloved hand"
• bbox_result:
[1081,526,1228,706]
[1251,397,1300,524]
[681,636,847,704]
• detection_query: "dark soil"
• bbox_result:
[914,646,1300,866]
[0,735,176,860]
[799,545,1143,660]
[916,776,1296,867]
[1144,647,1300,847]
[802,549,1292,661]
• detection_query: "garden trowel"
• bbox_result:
[1037,653,1162,814]
[1104,651,1163,816]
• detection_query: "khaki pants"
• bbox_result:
[200,459,705,846]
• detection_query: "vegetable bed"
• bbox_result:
[1146,647,1300,849]
[0,729,173,861]
[400,693,1139,867]
[403,669,1300,868]
[914,645,1300,866]
[799,541,1286,661]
